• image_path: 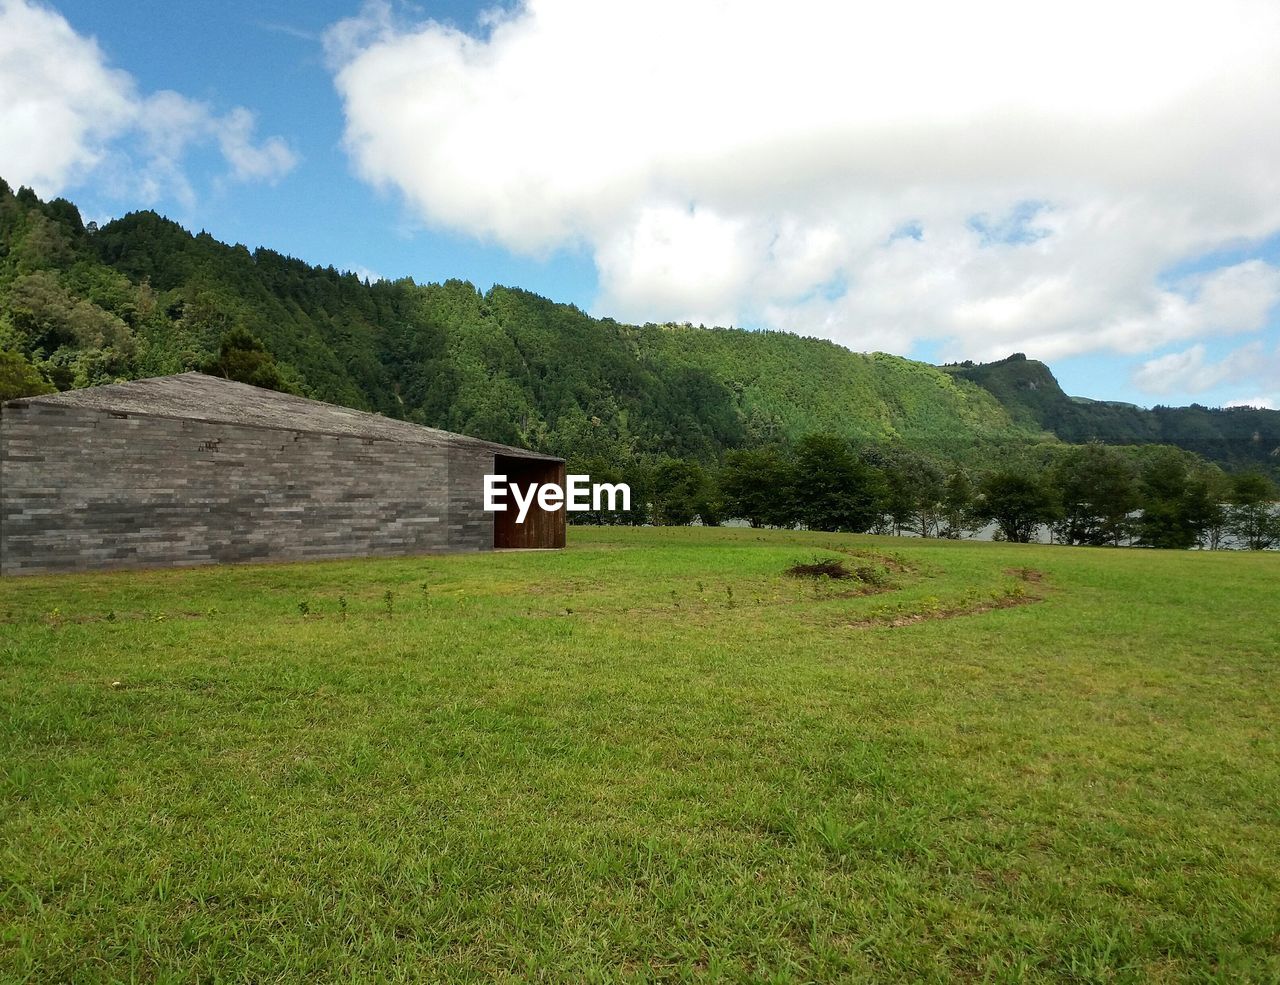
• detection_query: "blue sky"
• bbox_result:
[49,0,599,307]
[4,0,1280,409]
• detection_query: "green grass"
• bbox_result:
[2,527,1278,982]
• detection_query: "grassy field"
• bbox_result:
[2,527,1278,982]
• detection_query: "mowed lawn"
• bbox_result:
[2,528,1278,983]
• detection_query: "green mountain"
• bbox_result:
[2,178,1275,476]
[945,354,1280,474]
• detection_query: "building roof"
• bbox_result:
[4,372,560,460]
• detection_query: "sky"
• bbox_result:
[2,0,1279,409]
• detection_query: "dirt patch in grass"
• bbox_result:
[786,558,857,580]
[787,556,895,587]
[1004,567,1046,582]
[849,592,1042,629]
[831,546,914,573]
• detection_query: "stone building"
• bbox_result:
[0,373,565,575]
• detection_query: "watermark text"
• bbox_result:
[483,474,630,522]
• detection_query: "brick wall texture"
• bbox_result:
[1,403,500,575]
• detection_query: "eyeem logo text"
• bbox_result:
[483,475,631,523]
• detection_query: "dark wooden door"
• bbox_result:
[492,456,567,549]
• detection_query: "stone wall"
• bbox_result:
[446,442,497,550]
[0,402,497,575]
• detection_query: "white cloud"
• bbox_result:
[327,0,1280,360]
[0,0,134,191]
[1225,396,1278,410]
[216,107,297,183]
[0,0,297,202]
[1133,341,1280,397]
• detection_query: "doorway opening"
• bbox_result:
[492,455,567,549]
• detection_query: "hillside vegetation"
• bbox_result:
[947,353,1280,475]
[0,179,1032,466]
[2,527,1278,980]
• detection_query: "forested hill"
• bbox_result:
[0,179,1036,464]
[946,354,1280,474]
[1,178,1276,475]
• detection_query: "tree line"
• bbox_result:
[571,436,1280,550]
